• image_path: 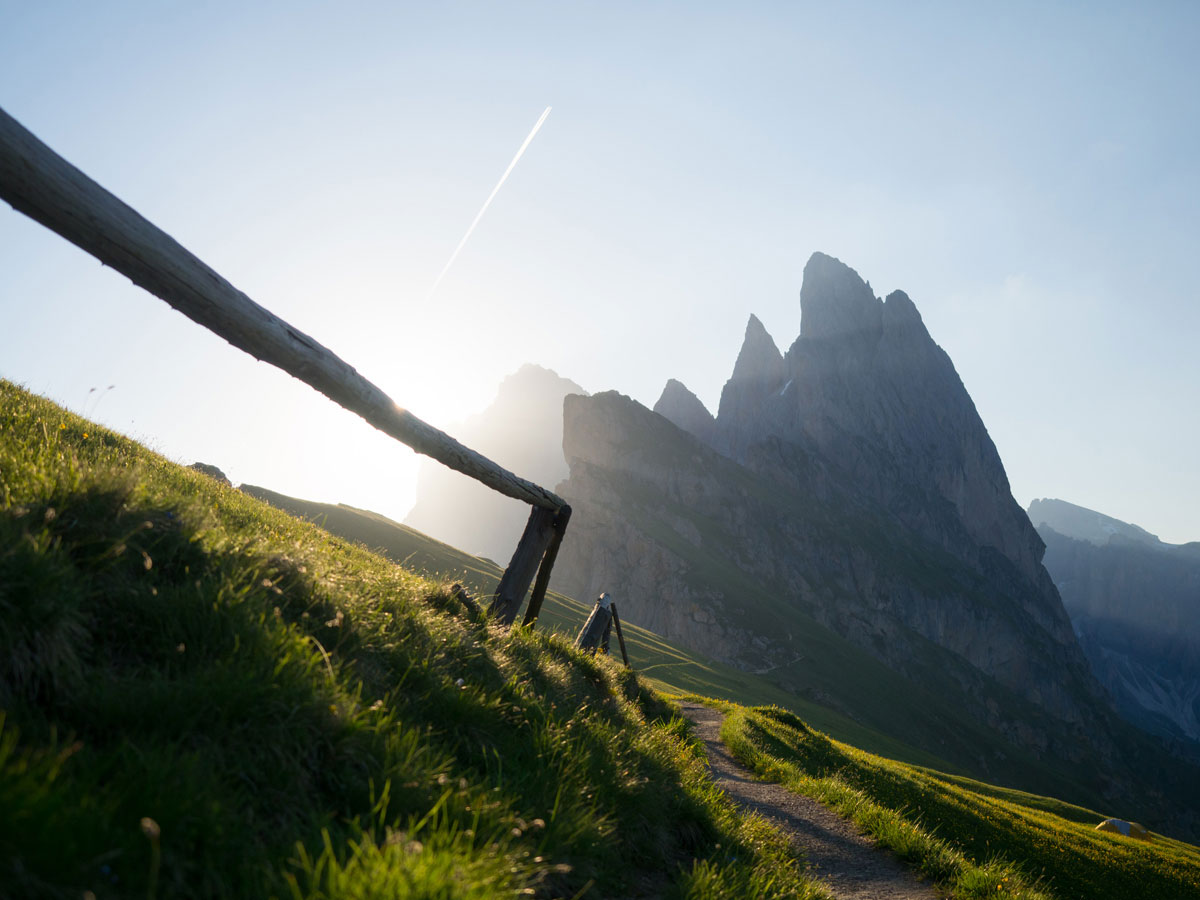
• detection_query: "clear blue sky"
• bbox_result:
[2,1,1197,543]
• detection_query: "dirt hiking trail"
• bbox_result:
[679,703,944,900]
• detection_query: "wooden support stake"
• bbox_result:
[611,604,631,668]
[574,593,613,653]
[0,106,565,513]
[521,504,572,628]
[489,505,557,625]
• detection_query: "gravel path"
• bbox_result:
[679,703,944,900]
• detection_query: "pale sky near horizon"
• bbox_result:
[2,2,1198,544]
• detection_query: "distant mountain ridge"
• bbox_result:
[1029,497,1169,550]
[1030,498,1200,749]
[553,252,1200,838]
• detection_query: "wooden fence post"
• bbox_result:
[574,593,613,653]
[521,504,572,628]
[0,106,592,633]
[488,505,557,625]
[611,603,631,667]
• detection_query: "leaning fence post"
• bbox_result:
[611,603,631,667]
[521,504,572,628]
[574,592,614,653]
[489,505,557,625]
[0,105,583,633]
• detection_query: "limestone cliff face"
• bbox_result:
[713,314,786,452]
[556,390,1100,736]
[719,254,1049,596]
[1031,500,1200,749]
[552,252,1200,825]
[662,253,1080,685]
[652,379,718,447]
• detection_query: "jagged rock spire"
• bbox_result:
[716,314,787,450]
[731,314,785,382]
[799,252,882,342]
[653,379,717,444]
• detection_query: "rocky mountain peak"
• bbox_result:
[716,315,787,450]
[882,289,926,333]
[730,314,785,383]
[799,252,882,342]
[492,364,586,417]
[552,254,1200,839]
[653,379,717,444]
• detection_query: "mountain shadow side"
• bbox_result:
[1031,498,1200,752]
[553,252,1200,840]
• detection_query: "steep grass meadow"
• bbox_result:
[236,486,961,775]
[719,704,1200,900]
[0,380,826,900]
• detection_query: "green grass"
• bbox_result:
[0,380,831,900]
[238,486,957,773]
[719,704,1200,900]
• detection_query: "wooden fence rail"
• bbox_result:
[0,105,568,625]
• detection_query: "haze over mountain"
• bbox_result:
[375,253,1200,836]
[552,252,1200,837]
[404,364,584,563]
[1029,498,1169,550]
[1029,498,1200,749]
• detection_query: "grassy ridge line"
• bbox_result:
[239,486,960,773]
[719,704,1200,900]
[0,380,828,899]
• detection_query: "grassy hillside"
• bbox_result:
[719,703,1200,900]
[6,380,1198,900]
[0,381,826,899]
[238,486,957,773]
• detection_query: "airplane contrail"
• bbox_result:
[426,106,552,300]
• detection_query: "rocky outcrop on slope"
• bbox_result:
[653,379,717,446]
[189,462,231,486]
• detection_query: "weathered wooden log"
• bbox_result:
[574,592,613,653]
[611,604,631,667]
[521,504,572,628]
[0,106,565,513]
[489,505,557,624]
